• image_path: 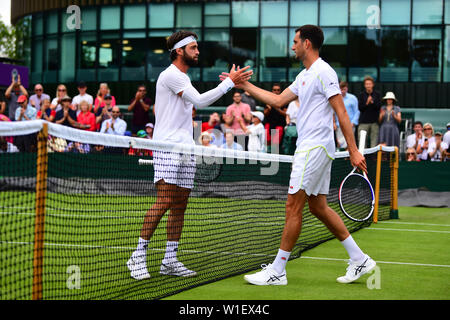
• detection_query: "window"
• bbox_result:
[289,28,304,81]
[122,32,147,81]
[33,14,43,36]
[176,4,202,28]
[231,28,258,80]
[444,26,450,81]
[380,27,409,82]
[205,3,230,27]
[46,12,58,34]
[381,0,411,26]
[260,28,288,82]
[261,1,288,27]
[412,27,442,82]
[81,8,97,31]
[78,33,97,81]
[290,0,318,26]
[124,4,146,29]
[147,31,172,81]
[202,30,230,81]
[446,0,450,24]
[348,27,379,82]
[232,1,259,27]
[98,33,120,82]
[32,39,43,84]
[149,3,174,28]
[350,0,380,26]
[319,0,348,26]
[321,28,348,81]
[44,36,58,83]
[101,6,120,30]
[60,34,76,82]
[412,0,443,24]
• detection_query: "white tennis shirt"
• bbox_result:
[153,64,195,144]
[288,58,341,159]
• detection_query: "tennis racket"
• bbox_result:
[138,158,222,183]
[338,130,375,222]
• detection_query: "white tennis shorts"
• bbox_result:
[288,146,332,196]
[153,151,196,189]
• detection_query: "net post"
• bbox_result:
[32,123,48,300]
[390,146,399,219]
[373,145,382,223]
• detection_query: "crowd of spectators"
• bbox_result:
[0,77,154,154]
[1,75,449,162]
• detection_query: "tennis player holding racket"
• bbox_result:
[223,25,376,285]
[127,30,253,280]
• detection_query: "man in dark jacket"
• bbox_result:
[358,76,382,148]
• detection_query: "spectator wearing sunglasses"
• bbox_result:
[29,84,50,111]
[416,123,435,161]
[100,106,127,136]
[406,147,419,162]
[128,84,152,135]
[51,84,69,112]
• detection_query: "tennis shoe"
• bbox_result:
[160,260,197,277]
[244,264,287,286]
[127,253,151,280]
[337,254,376,284]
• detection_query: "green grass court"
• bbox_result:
[1,189,449,300]
[166,206,450,300]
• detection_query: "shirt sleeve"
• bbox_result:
[288,75,300,97]
[165,70,192,95]
[317,68,341,100]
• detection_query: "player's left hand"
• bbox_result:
[220,65,253,87]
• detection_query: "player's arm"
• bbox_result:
[330,94,367,173]
[179,65,253,109]
[237,81,297,110]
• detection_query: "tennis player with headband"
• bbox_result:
[127,30,253,280]
[221,25,376,285]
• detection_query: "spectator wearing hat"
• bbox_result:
[238,111,266,152]
[72,81,94,113]
[51,84,69,112]
[416,123,435,161]
[29,84,50,111]
[5,73,28,121]
[428,132,448,162]
[358,76,382,148]
[15,95,37,122]
[145,123,154,139]
[94,83,116,113]
[378,92,401,148]
[55,95,86,129]
[128,84,152,135]
[100,106,127,136]
[14,95,38,152]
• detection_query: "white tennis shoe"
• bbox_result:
[127,253,151,280]
[337,254,376,284]
[160,260,197,277]
[244,264,287,286]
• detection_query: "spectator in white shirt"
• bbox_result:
[72,81,94,113]
[416,122,435,161]
[51,84,69,112]
[239,111,266,152]
[100,106,127,135]
[428,132,448,162]
[406,121,423,151]
[443,122,450,146]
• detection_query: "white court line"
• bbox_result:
[366,227,450,234]
[378,221,450,227]
[300,256,450,268]
[2,240,449,269]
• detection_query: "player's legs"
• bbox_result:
[308,194,376,283]
[280,190,308,251]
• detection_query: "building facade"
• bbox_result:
[10,0,450,106]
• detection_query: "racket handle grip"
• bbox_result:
[359,130,367,154]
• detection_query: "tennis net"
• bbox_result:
[0,120,397,300]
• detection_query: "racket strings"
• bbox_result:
[340,174,373,221]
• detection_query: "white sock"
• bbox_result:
[341,235,365,262]
[135,237,149,257]
[163,241,179,263]
[272,249,290,275]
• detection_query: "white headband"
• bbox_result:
[170,36,197,52]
